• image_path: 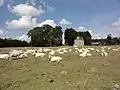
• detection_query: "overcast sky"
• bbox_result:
[0,0,120,41]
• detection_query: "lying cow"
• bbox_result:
[9,50,24,60]
[0,54,9,60]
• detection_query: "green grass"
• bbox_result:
[0,46,120,90]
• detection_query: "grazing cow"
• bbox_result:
[43,49,50,52]
[34,53,46,57]
[79,52,87,57]
[37,48,43,53]
[49,55,63,62]
[69,49,72,52]
[56,48,62,52]
[58,52,64,54]
[49,51,55,55]
[86,53,92,56]
[87,48,94,50]
[63,50,68,53]
[101,52,108,57]
[96,49,100,52]
[113,49,119,51]
[101,50,105,52]
[25,49,37,55]
[19,53,28,59]
[75,48,79,50]
[78,49,83,53]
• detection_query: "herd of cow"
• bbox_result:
[0,46,120,62]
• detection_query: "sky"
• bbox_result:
[0,0,120,41]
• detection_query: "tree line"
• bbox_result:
[27,24,92,47]
[64,28,91,46]
[0,24,120,47]
[0,38,29,47]
[27,25,63,47]
[92,34,120,45]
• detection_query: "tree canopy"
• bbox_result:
[0,38,29,47]
[64,28,92,46]
[1,24,120,47]
[27,24,63,47]
[65,28,77,46]
[78,31,92,45]
[92,34,120,45]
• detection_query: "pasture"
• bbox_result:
[0,46,120,90]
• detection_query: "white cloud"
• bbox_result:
[78,26,86,30]
[8,2,44,16]
[6,17,57,30]
[92,33,107,39]
[39,0,55,12]
[40,1,46,9]
[0,28,9,35]
[78,26,93,35]
[46,5,55,12]
[0,0,3,7]
[78,26,106,39]
[30,0,36,6]
[112,18,120,26]
[6,1,55,31]
[16,34,31,42]
[37,19,57,28]
[92,34,101,39]
[112,18,120,30]
[60,18,72,25]
[5,16,37,30]
[0,29,3,35]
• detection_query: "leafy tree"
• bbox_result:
[0,38,29,47]
[65,28,77,46]
[54,26,63,46]
[28,26,46,46]
[92,34,120,45]
[106,34,114,45]
[27,24,63,47]
[78,31,92,45]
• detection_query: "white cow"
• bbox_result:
[101,50,105,52]
[9,50,24,60]
[49,55,63,62]
[49,51,55,55]
[58,52,64,54]
[25,49,37,55]
[96,49,100,52]
[34,53,46,57]
[113,49,119,51]
[87,48,94,50]
[43,48,50,52]
[79,52,87,57]
[19,53,28,59]
[63,50,68,53]
[101,52,108,57]
[75,48,79,50]
[9,50,23,57]
[69,49,72,52]
[56,49,62,52]
[37,48,43,53]
[86,53,92,56]
[78,49,83,53]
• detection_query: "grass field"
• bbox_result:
[0,46,120,90]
